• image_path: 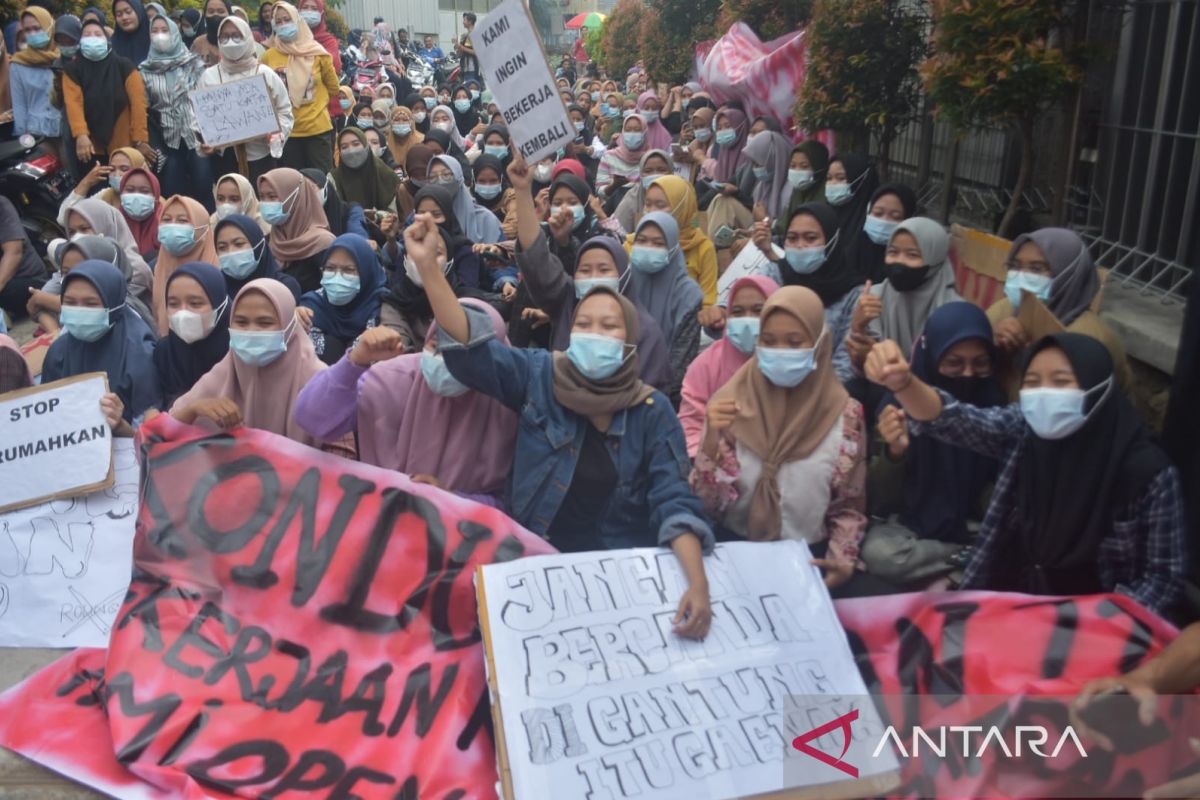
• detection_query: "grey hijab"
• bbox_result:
[629,211,704,345]
[1007,228,1099,326]
[614,148,671,233]
[64,235,158,336]
[869,216,962,356]
[744,131,794,219]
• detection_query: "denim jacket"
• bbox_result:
[440,306,714,553]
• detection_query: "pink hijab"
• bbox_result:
[637,90,673,151]
[357,300,517,496]
[679,275,780,456]
[608,112,650,165]
[713,108,749,183]
[172,279,326,446]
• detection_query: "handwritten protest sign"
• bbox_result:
[190,75,281,148]
[0,372,112,514]
[473,0,573,163]
[477,541,899,799]
[0,438,137,648]
[0,415,553,798]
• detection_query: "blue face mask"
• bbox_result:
[356,116,373,129]
[470,89,480,101]
[230,324,292,367]
[642,110,659,124]
[393,123,412,137]
[108,173,123,192]
[863,215,899,246]
[60,304,116,342]
[641,174,662,190]
[321,271,361,306]
[339,98,352,110]
[260,188,297,226]
[757,340,820,388]
[565,204,585,229]
[752,166,770,181]
[26,30,50,49]
[715,129,737,147]
[574,276,620,300]
[825,183,852,205]
[787,168,813,189]
[120,192,156,220]
[60,44,79,57]
[219,247,259,279]
[1004,270,1053,309]
[475,183,502,200]
[80,36,109,61]
[623,131,644,150]
[566,332,629,381]
[694,127,712,143]
[599,103,611,117]
[299,10,322,27]
[484,144,509,160]
[453,99,472,113]
[275,23,299,42]
[420,350,469,397]
[159,223,199,255]
[725,316,760,354]
[1019,379,1111,440]
[784,245,827,275]
[630,245,670,274]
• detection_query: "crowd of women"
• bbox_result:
[0,2,1189,638]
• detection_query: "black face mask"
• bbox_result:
[937,374,991,404]
[205,14,224,44]
[885,261,931,292]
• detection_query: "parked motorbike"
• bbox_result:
[351,59,387,97]
[406,57,434,88]
[0,134,68,259]
[435,55,460,89]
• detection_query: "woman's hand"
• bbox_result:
[100,393,125,431]
[76,135,94,163]
[547,205,574,246]
[673,581,712,640]
[587,194,607,222]
[295,306,314,332]
[811,557,855,589]
[864,340,913,393]
[878,405,910,459]
[702,398,738,460]
[533,187,551,219]
[134,142,157,163]
[1070,677,1160,752]
[521,307,550,328]
[380,212,401,241]
[851,281,880,332]
[177,398,243,429]
[412,473,447,490]
[698,305,724,328]
[501,282,517,301]
[751,219,773,258]
[80,162,111,192]
[349,327,405,367]
[994,316,1030,354]
[507,151,533,192]
[846,330,875,367]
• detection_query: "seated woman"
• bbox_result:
[608,148,672,234]
[407,213,713,639]
[57,146,146,225]
[754,203,862,383]
[701,109,753,243]
[843,183,917,285]
[29,234,157,334]
[633,176,719,317]
[507,155,671,390]
[153,261,230,406]
[427,154,502,244]
[257,167,337,293]
[743,130,795,224]
[596,113,648,199]
[171,278,327,447]
[153,195,218,336]
[862,302,1005,589]
[394,145,434,221]
[680,276,780,456]
[43,260,161,423]
[864,332,1185,615]
[331,127,399,218]
[211,172,270,233]
[471,153,512,225]
[299,168,370,240]
[297,233,388,365]
[540,172,611,266]
[294,301,517,508]
[824,153,879,242]
[775,140,829,231]
[386,105,423,174]
[471,123,513,170]
[214,213,302,300]
[117,167,163,260]
[64,197,154,287]
[988,227,1131,391]
[690,286,867,593]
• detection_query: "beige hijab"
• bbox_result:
[387,105,424,167]
[210,172,270,234]
[172,279,325,445]
[712,286,849,540]
[269,1,329,107]
[257,167,335,264]
[153,195,218,336]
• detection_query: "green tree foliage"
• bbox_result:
[922,0,1085,235]
[717,0,811,41]
[641,0,720,85]
[797,0,928,177]
[599,0,648,79]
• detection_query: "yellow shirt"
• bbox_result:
[260,49,339,138]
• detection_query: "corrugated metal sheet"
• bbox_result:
[343,0,441,35]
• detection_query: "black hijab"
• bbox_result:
[301,167,348,237]
[478,123,512,169]
[179,8,201,47]
[402,92,430,134]
[64,24,133,148]
[153,262,231,403]
[109,0,149,64]
[213,214,301,299]
[450,84,477,136]
[422,127,469,174]
[845,182,919,284]
[471,153,507,213]
[1010,333,1171,596]
[778,203,862,306]
[828,153,879,242]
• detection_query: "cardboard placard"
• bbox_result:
[190,75,282,149]
[0,372,113,514]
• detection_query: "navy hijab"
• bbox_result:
[214,214,301,300]
[110,0,150,64]
[892,302,1005,543]
[153,262,231,403]
[299,234,388,342]
[43,261,161,421]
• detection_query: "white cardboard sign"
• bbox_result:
[473,0,574,163]
[190,75,282,148]
[0,373,112,514]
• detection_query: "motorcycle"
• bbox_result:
[351,59,387,97]
[406,57,435,88]
[0,134,68,258]
[435,55,460,89]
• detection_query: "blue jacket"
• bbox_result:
[441,306,714,553]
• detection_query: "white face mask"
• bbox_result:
[168,300,225,344]
[404,254,452,287]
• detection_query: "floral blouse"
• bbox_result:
[689,398,868,564]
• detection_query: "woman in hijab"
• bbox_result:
[702,108,754,242]
[117,166,162,258]
[65,197,154,290]
[58,146,144,223]
[777,141,829,227]
[43,260,161,422]
[188,0,228,67]
[297,233,388,365]
[448,84,481,137]
[10,7,62,141]
[471,153,511,222]
[179,8,202,47]
[139,14,210,207]
[298,167,369,240]
[563,105,604,183]
[257,167,336,292]
[743,131,794,222]
[62,19,150,167]
[172,278,327,447]
[842,183,917,285]
[153,196,218,332]
[211,172,269,233]
[865,332,1186,614]
[261,1,339,174]
[680,275,780,456]
[428,103,470,152]
[331,127,399,213]
[387,105,423,171]
[987,227,1131,391]
[863,302,1005,589]
[55,234,157,333]
[394,144,433,220]
[428,154,502,243]
[691,286,867,590]
[153,261,231,406]
[825,153,879,241]
[596,112,649,198]
[214,213,301,299]
[409,215,713,639]
[110,0,150,65]
[610,149,672,234]
[474,123,513,168]
[633,176,719,312]
[402,92,430,135]
[294,300,518,507]
[635,90,673,151]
